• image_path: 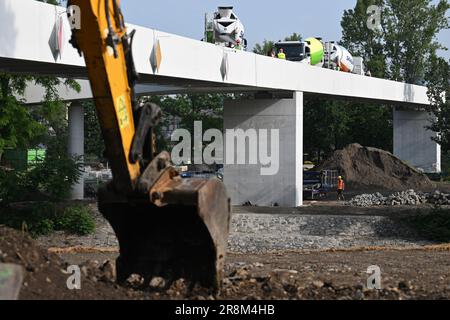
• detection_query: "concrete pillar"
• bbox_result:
[223,92,303,207]
[68,101,84,199]
[393,108,441,173]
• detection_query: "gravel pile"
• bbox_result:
[427,190,450,206]
[347,190,450,207]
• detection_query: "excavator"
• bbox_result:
[67,0,231,291]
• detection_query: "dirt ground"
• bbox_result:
[51,246,450,300]
[2,192,450,300]
[5,232,448,300]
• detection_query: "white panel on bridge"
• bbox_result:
[394,109,441,173]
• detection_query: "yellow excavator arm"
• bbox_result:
[68,0,231,291]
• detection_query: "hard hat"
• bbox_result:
[338,176,342,179]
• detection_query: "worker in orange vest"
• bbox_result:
[337,176,345,201]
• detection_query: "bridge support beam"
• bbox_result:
[68,101,85,199]
[223,92,303,207]
[393,108,441,173]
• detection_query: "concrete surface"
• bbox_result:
[68,101,84,200]
[224,93,303,207]
[393,108,441,173]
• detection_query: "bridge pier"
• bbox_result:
[223,92,303,207]
[68,101,85,199]
[393,108,441,173]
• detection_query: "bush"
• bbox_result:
[0,154,82,206]
[403,209,450,242]
[0,202,95,237]
[57,205,96,236]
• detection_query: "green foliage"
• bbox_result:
[0,202,95,237]
[57,205,96,236]
[341,0,449,83]
[253,40,275,55]
[0,76,45,155]
[0,72,80,156]
[0,153,82,205]
[143,94,225,153]
[303,99,349,161]
[253,33,302,56]
[402,209,450,242]
[341,0,386,78]
[284,32,302,42]
[84,101,105,160]
[28,154,83,201]
[306,0,449,160]
[426,55,450,151]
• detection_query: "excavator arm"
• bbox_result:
[67,0,231,291]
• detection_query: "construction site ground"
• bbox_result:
[14,195,447,300]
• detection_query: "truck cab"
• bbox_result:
[274,41,307,62]
[275,37,324,66]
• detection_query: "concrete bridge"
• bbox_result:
[0,0,440,206]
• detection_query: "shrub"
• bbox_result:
[0,202,95,237]
[57,205,96,236]
[0,154,82,206]
[403,208,450,242]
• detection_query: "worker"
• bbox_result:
[337,176,345,201]
[235,39,242,50]
[277,48,286,60]
[267,49,276,58]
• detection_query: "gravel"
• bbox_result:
[347,189,450,207]
[228,213,430,253]
[39,206,435,254]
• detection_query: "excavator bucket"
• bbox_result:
[66,0,232,293]
[98,154,231,292]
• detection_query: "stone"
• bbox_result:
[149,277,166,289]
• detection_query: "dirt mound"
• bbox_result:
[0,226,135,300]
[316,144,433,191]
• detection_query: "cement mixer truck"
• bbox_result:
[203,6,247,50]
[275,38,366,75]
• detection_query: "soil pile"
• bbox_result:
[316,144,433,191]
[0,226,135,300]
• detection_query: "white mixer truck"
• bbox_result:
[203,6,247,50]
[275,38,366,75]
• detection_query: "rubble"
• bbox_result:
[347,190,450,207]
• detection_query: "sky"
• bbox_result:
[120,0,450,60]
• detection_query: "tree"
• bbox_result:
[383,0,449,84]
[142,94,225,158]
[342,0,449,83]
[0,75,44,158]
[339,0,449,155]
[84,101,104,161]
[341,0,386,78]
[0,0,78,157]
[253,39,275,56]
[253,33,302,56]
[303,99,351,162]
[426,56,450,150]
[284,32,302,42]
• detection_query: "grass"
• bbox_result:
[401,208,450,242]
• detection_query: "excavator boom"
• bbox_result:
[68,0,231,291]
